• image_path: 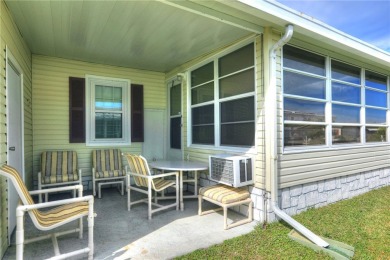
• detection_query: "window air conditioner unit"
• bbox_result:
[209,154,254,187]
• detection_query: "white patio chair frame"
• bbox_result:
[124,154,179,220]
[38,151,83,203]
[0,165,95,260]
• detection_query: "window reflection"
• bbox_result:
[284,124,326,146]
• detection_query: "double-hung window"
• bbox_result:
[190,43,255,148]
[283,45,389,149]
[86,75,131,146]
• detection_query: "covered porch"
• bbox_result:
[3,188,256,259]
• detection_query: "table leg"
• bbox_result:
[180,170,184,211]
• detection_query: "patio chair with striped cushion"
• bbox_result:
[123,153,179,220]
[38,151,82,203]
[92,149,126,198]
[0,165,95,260]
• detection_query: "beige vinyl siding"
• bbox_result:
[279,146,390,188]
[32,55,166,182]
[166,35,265,189]
[0,0,33,257]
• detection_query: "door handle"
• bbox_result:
[9,147,15,151]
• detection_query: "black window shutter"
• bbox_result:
[69,77,85,143]
[131,84,144,142]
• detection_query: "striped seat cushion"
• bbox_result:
[153,178,175,192]
[199,184,250,204]
[35,202,89,228]
[41,151,79,184]
[92,149,123,179]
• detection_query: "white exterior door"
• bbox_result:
[6,53,24,244]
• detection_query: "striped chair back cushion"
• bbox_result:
[92,149,125,179]
[0,165,89,228]
[41,151,79,184]
[123,154,149,188]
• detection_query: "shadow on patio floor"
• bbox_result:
[4,188,257,260]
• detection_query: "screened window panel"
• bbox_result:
[95,113,122,139]
[191,82,214,105]
[219,43,254,77]
[170,84,181,116]
[366,127,386,142]
[332,126,360,144]
[221,97,254,123]
[191,62,214,87]
[365,71,387,91]
[284,98,325,122]
[332,82,360,104]
[170,117,181,149]
[332,104,360,123]
[366,89,387,108]
[284,71,326,99]
[221,122,255,146]
[331,60,360,84]
[366,108,387,124]
[283,45,325,76]
[219,69,254,98]
[192,105,214,125]
[284,124,326,147]
[192,125,214,145]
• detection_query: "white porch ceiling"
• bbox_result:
[5,0,259,73]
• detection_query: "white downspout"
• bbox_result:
[269,24,329,248]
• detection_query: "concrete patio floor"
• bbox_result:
[4,188,257,259]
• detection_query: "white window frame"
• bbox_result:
[282,45,390,153]
[187,39,257,153]
[86,75,131,146]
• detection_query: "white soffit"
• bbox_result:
[237,0,390,69]
[4,0,258,72]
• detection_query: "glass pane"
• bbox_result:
[170,83,181,116]
[192,125,214,145]
[332,126,360,144]
[331,60,360,84]
[366,108,387,124]
[366,127,387,142]
[95,85,122,111]
[332,82,360,104]
[219,44,254,77]
[191,82,214,105]
[366,89,387,108]
[284,71,326,99]
[332,104,360,123]
[191,62,213,87]
[170,117,181,149]
[284,124,326,147]
[284,98,325,122]
[219,69,254,98]
[192,105,214,125]
[95,112,122,139]
[283,45,325,76]
[221,97,254,123]
[365,70,387,91]
[221,122,255,146]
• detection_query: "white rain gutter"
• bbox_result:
[269,24,329,248]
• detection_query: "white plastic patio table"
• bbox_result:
[148,160,208,211]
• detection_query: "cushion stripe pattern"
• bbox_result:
[1,165,88,228]
[124,154,175,191]
[199,184,250,204]
[92,149,123,179]
[41,151,79,184]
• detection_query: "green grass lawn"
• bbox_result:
[177,186,390,259]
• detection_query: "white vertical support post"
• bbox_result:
[88,198,94,260]
[127,174,131,211]
[176,173,179,211]
[148,178,152,220]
